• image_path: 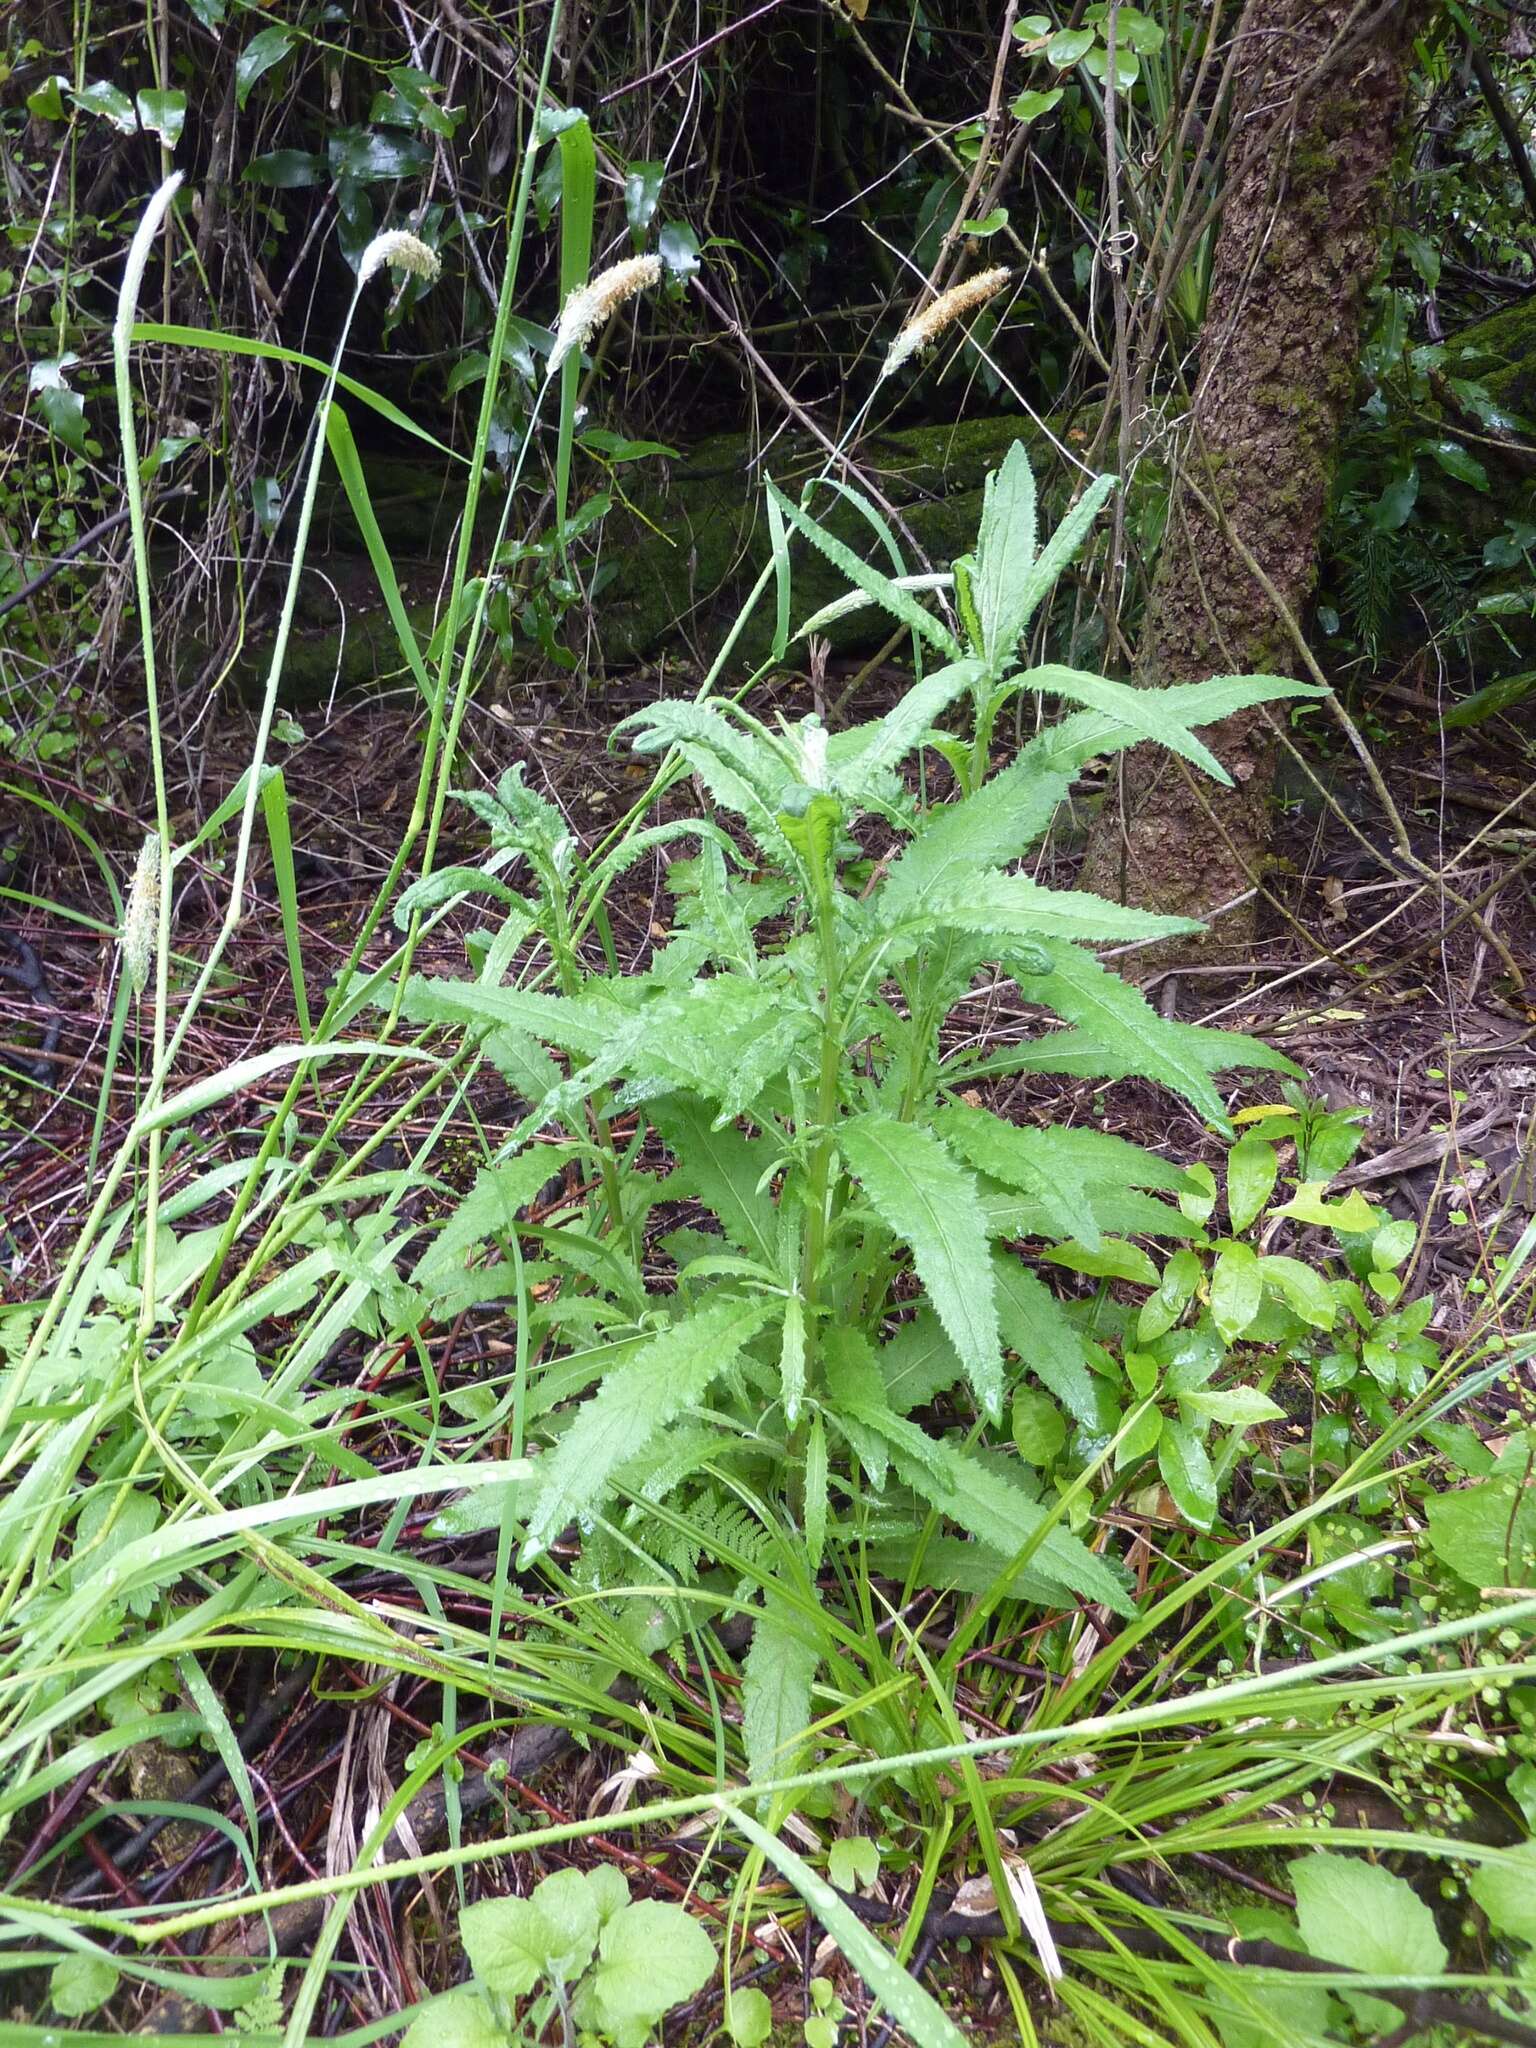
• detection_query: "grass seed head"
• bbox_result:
[123,832,161,997]
[358,230,442,289]
[880,265,1010,380]
[549,255,664,375]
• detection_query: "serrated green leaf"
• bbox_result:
[879,709,1142,915]
[840,1113,1003,1416]
[519,1295,772,1561]
[844,1393,1132,1611]
[766,480,962,659]
[974,441,1037,672]
[991,1253,1095,1419]
[1008,473,1115,634]
[652,1096,779,1269]
[401,975,608,1054]
[935,1102,1101,1246]
[878,1308,966,1413]
[920,870,1200,945]
[833,660,987,797]
[779,1293,806,1425]
[413,1149,575,1297]
[803,1412,828,1571]
[742,1597,821,1781]
[1002,938,1297,1127]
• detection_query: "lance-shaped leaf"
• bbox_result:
[519,1294,773,1561]
[914,870,1200,946]
[1000,939,1299,1128]
[765,479,962,659]
[974,439,1038,672]
[829,658,986,798]
[1021,665,1324,786]
[741,1595,821,1782]
[839,1113,1003,1417]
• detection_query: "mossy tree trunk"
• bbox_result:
[1081,0,1428,950]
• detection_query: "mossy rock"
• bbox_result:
[309,452,505,557]
[1446,292,1536,419]
[214,414,1057,703]
[596,413,1053,667]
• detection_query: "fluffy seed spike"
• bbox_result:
[548,255,664,375]
[358,230,441,289]
[880,265,1011,381]
[123,832,161,998]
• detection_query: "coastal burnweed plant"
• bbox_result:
[398,443,1326,1780]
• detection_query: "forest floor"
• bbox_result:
[1,658,1533,2041]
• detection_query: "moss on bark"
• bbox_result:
[1080,0,1431,950]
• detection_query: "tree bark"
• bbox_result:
[1081,0,1428,952]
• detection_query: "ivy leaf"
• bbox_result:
[70,79,137,131]
[840,1113,1003,1417]
[658,221,701,277]
[1292,1853,1446,2033]
[1010,86,1063,123]
[136,88,186,145]
[27,74,67,119]
[1046,26,1095,64]
[235,26,294,108]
